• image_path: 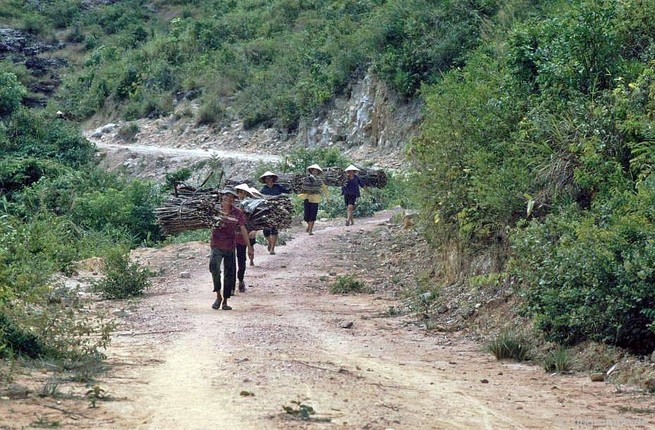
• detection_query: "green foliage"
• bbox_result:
[0,72,26,117]
[70,178,164,246]
[487,329,532,361]
[511,188,655,353]
[92,247,152,300]
[542,347,571,373]
[116,122,139,142]
[2,108,95,167]
[329,275,372,294]
[165,168,192,191]
[51,0,502,128]
[373,0,495,96]
[0,157,64,198]
[0,311,43,358]
[409,46,529,248]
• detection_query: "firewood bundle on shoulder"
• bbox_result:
[240,194,293,231]
[275,173,304,193]
[323,167,388,189]
[155,191,224,235]
[155,186,293,235]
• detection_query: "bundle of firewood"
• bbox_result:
[156,190,294,235]
[322,167,388,189]
[323,167,346,187]
[240,195,294,231]
[358,167,388,188]
[275,173,304,193]
[155,195,225,235]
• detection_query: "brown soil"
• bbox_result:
[2,210,655,429]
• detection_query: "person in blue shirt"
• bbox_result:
[259,171,289,255]
[342,165,365,226]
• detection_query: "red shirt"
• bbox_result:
[210,206,246,251]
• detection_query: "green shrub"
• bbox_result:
[542,347,571,373]
[0,312,43,358]
[196,97,225,126]
[0,72,26,118]
[487,329,532,361]
[70,178,164,246]
[329,275,372,294]
[92,247,152,300]
[511,189,655,353]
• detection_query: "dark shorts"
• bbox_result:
[304,200,319,222]
[263,227,278,237]
[344,194,358,206]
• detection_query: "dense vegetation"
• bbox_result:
[1,0,654,360]
[410,0,655,353]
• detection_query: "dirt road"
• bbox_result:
[67,211,651,429]
[2,211,654,429]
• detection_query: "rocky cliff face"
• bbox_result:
[297,72,422,167]
[0,28,68,107]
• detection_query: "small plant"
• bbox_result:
[329,275,372,294]
[282,400,331,423]
[195,98,225,126]
[487,330,532,361]
[0,312,43,358]
[40,378,61,398]
[30,415,60,428]
[542,347,571,373]
[92,248,152,299]
[86,385,110,408]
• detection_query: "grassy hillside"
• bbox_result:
[2,0,498,129]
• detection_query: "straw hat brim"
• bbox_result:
[259,171,279,183]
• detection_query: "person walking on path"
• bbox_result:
[209,187,253,310]
[259,171,289,255]
[234,184,258,292]
[342,164,365,226]
[298,164,329,236]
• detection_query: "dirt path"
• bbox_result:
[55,211,650,430]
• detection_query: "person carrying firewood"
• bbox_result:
[234,183,258,292]
[209,187,253,310]
[259,171,289,255]
[298,164,329,235]
[342,164,365,226]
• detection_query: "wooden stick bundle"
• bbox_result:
[276,173,304,193]
[323,167,388,188]
[155,188,293,235]
[155,195,224,235]
[241,195,294,231]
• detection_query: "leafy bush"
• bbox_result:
[0,72,26,117]
[511,189,655,353]
[2,108,95,167]
[70,178,164,246]
[0,311,43,358]
[92,248,152,300]
[372,0,495,96]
